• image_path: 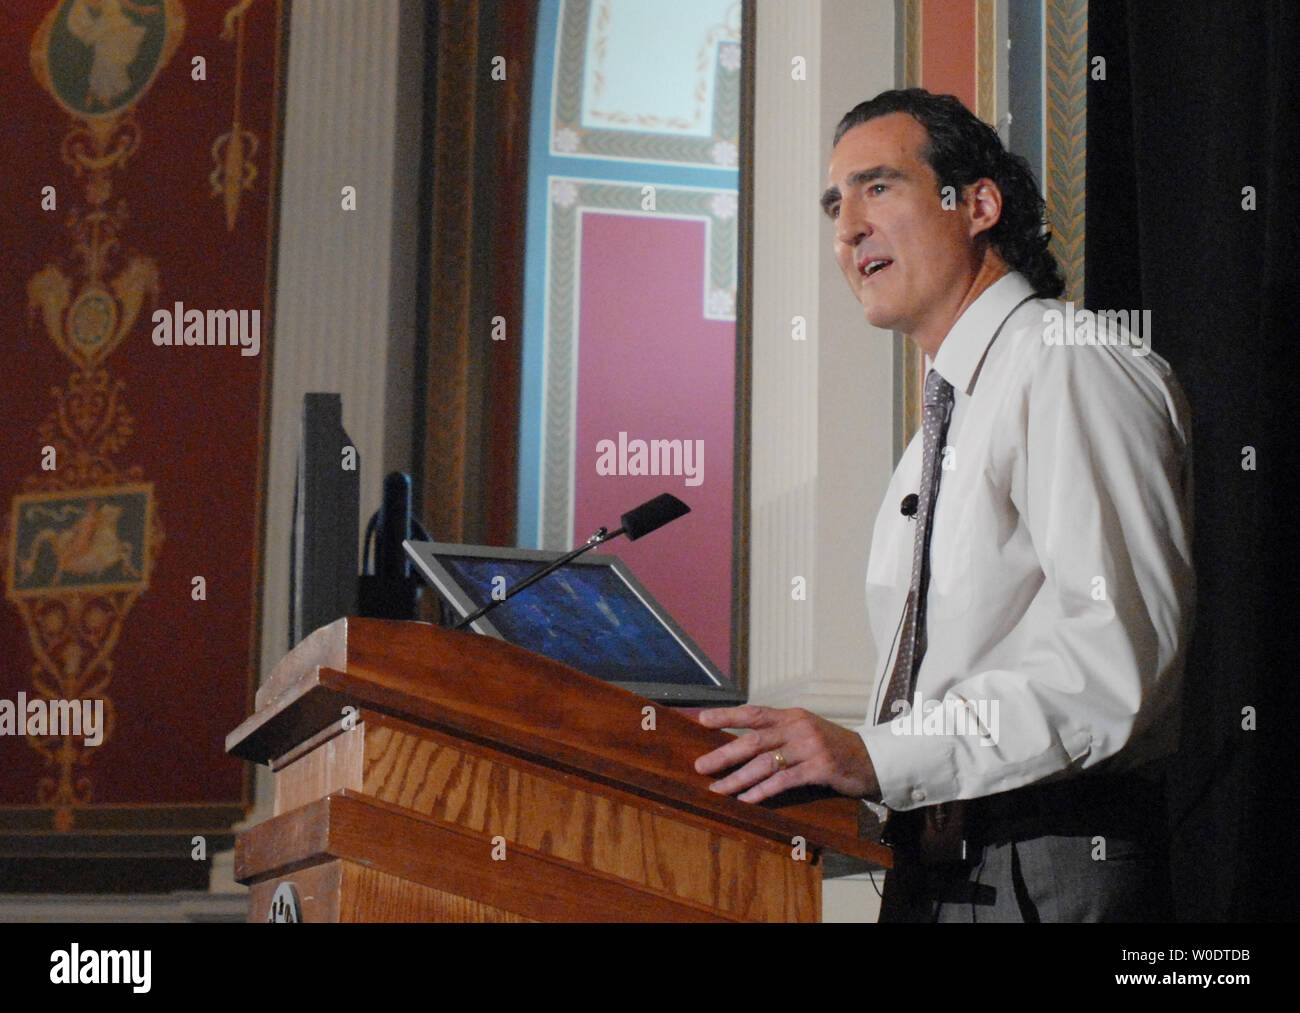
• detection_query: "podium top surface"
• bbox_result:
[227,617,890,870]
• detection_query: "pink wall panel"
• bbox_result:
[922,0,977,111]
[574,213,734,675]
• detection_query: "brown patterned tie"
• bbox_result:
[876,368,955,725]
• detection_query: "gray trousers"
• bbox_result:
[880,830,1171,922]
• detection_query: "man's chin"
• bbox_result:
[860,302,901,332]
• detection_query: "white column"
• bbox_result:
[259,0,423,680]
[227,0,424,868]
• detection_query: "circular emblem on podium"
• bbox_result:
[267,882,303,923]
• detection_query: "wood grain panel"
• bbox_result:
[229,618,891,869]
[231,617,886,920]
[340,863,530,922]
[359,712,818,921]
[249,859,534,922]
[274,723,364,814]
[238,792,741,922]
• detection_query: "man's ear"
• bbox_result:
[964,178,1003,239]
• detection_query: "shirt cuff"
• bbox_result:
[859,720,960,810]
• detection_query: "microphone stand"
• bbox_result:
[453,524,625,631]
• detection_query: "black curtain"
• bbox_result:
[1087,0,1300,921]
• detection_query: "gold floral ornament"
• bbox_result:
[210,0,260,231]
[3,0,183,831]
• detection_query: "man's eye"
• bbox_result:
[870,184,888,195]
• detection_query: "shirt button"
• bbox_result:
[911,788,926,803]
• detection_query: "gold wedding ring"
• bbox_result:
[772,750,788,772]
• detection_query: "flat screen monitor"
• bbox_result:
[289,393,358,648]
[403,541,744,706]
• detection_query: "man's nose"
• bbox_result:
[836,197,870,246]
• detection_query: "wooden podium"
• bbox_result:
[227,617,890,922]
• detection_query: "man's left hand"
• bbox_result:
[692,705,880,804]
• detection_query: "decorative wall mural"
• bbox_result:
[1,1,282,856]
[210,0,259,231]
[1045,0,1087,303]
[520,0,744,678]
[553,0,741,166]
[6,0,184,831]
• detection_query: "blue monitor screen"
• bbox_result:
[436,555,716,687]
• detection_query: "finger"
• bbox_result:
[694,729,774,776]
[706,746,790,795]
[737,765,803,804]
[696,705,777,730]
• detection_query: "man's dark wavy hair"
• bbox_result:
[834,89,1065,298]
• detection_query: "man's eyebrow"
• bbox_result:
[819,166,907,216]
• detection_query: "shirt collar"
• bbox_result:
[931,271,1037,396]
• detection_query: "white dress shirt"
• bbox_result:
[859,272,1195,812]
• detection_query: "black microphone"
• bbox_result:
[621,492,691,540]
[376,472,412,582]
[358,472,424,620]
[452,493,691,631]
[900,493,919,517]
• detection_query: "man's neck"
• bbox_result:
[909,255,1010,360]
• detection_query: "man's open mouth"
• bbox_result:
[861,258,893,278]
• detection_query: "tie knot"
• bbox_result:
[924,369,953,408]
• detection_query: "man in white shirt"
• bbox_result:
[693,89,1194,922]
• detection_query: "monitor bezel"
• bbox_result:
[403,540,745,706]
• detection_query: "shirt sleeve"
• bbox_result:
[859,342,1195,810]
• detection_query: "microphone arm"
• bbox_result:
[450,492,690,632]
[452,525,623,631]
